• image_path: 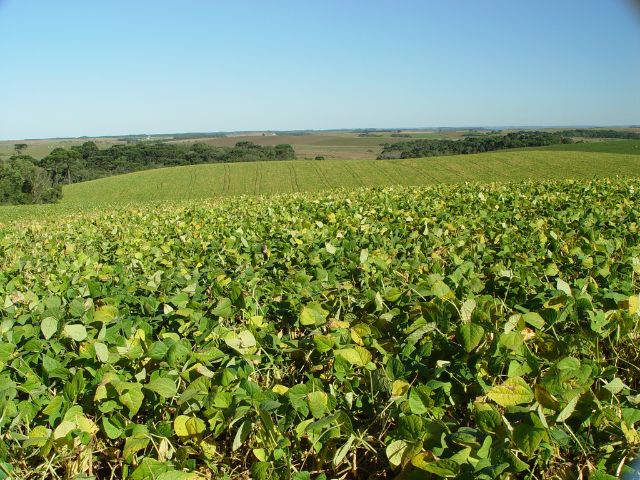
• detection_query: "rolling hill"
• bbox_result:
[1,150,639,223]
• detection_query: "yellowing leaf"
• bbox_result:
[53,420,76,441]
[63,324,87,342]
[307,391,329,418]
[94,305,118,322]
[628,295,639,315]
[335,346,371,367]
[24,426,52,448]
[391,380,410,398]
[300,303,329,326]
[224,330,257,355]
[94,341,109,363]
[487,377,534,407]
[272,384,289,395]
[174,415,206,438]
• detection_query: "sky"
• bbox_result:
[0,0,639,140]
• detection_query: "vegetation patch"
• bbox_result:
[378,131,573,159]
[1,178,639,478]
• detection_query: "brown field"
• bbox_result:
[0,137,126,160]
[2,128,638,163]
[167,130,488,159]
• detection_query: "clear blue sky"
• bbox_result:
[0,0,639,140]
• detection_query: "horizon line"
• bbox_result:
[2,124,639,142]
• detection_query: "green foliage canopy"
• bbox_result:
[0,178,639,478]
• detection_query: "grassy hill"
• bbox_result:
[1,150,639,223]
[533,139,640,155]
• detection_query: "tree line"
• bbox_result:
[0,141,295,205]
[377,131,573,159]
[558,128,640,139]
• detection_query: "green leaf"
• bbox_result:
[431,280,452,299]
[102,416,122,439]
[69,298,87,318]
[512,423,546,457]
[386,439,409,467]
[556,356,581,372]
[212,297,232,318]
[383,287,402,302]
[313,334,335,352]
[287,384,310,415]
[113,381,144,417]
[300,303,328,326]
[333,434,355,467]
[589,469,620,480]
[0,462,14,480]
[156,471,200,480]
[408,385,433,415]
[556,392,581,423]
[396,415,425,440]
[487,377,534,407]
[457,323,485,352]
[475,402,503,434]
[232,419,253,451]
[40,317,58,340]
[499,331,524,353]
[130,458,174,480]
[603,377,628,395]
[418,459,460,477]
[63,324,87,342]
[0,343,14,364]
[53,420,75,441]
[622,408,640,428]
[123,434,150,462]
[145,377,177,399]
[522,312,545,329]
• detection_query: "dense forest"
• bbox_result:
[39,141,296,185]
[0,155,62,205]
[378,131,573,159]
[558,128,640,139]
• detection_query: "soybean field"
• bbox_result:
[0,177,639,479]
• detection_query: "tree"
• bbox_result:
[74,141,99,159]
[0,156,61,204]
[41,147,82,184]
[14,143,27,154]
